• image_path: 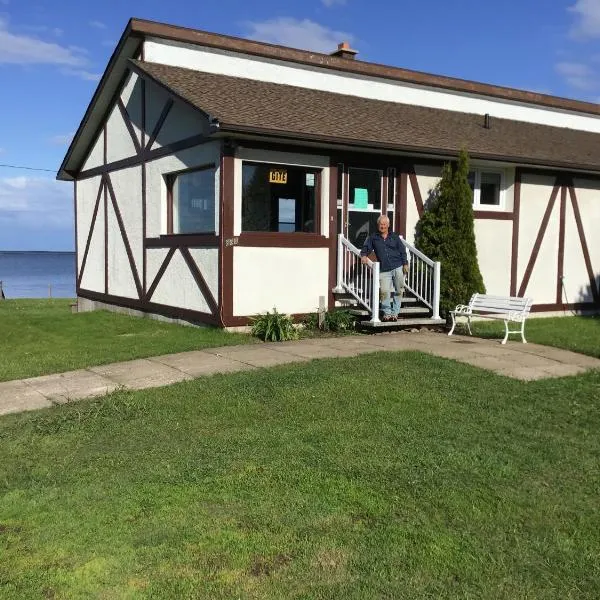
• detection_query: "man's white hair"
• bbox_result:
[377,215,390,225]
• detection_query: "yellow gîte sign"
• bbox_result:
[269,169,288,184]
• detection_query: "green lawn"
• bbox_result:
[0,299,254,382]
[1,352,600,598]
[454,314,600,357]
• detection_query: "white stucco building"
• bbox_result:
[58,18,600,327]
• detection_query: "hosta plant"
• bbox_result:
[251,308,298,342]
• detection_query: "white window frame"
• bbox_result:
[470,168,506,211]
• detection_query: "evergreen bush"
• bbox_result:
[415,149,486,317]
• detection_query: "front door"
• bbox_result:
[343,167,388,250]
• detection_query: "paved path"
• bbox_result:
[1,332,599,417]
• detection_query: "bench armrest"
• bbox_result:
[451,305,472,315]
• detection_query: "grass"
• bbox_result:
[1,352,600,598]
[0,299,254,382]
[452,314,600,357]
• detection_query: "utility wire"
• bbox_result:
[0,163,56,173]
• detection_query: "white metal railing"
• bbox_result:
[334,234,441,322]
[334,235,380,324]
[401,238,441,320]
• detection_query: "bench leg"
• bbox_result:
[448,312,456,336]
[466,316,472,336]
[521,320,527,344]
[501,320,510,344]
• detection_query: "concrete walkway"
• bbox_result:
[1,331,599,417]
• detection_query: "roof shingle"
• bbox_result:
[132,60,600,172]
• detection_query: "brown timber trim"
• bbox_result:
[473,210,513,220]
[166,174,174,234]
[408,168,424,218]
[398,166,408,237]
[79,287,219,326]
[117,98,142,155]
[222,312,316,328]
[78,133,211,180]
[328,160,338,310]
[130,18,600,117]
[510,168,521,296]
[556,184,567,304]
[531,302,598,313]
[568,184,600,303]
[145,234,219,248]
[520,167,600,183]
[105,174,144,299]
[146,98,174,151]
[146,247,176,301]
[77,179,104,287]
[517,178,560,297]
[237,233,329,247]
[220,149,235,327]
[180,246,219,314]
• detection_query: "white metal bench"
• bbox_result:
[448,293,533,344]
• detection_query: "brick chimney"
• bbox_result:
[330,41,358,60]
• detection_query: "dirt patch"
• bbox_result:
[248,553,292,577]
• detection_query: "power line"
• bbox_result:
[0,163,56,173]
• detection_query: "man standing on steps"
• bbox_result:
[360,215,409,322]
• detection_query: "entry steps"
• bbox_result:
[333,291,445,330]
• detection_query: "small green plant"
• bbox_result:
[303,309,356,333]
[251,308,298,342]
[323,309,355,332]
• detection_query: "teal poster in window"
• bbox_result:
[354,188,368,208]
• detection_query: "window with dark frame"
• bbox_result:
[348,167,382,211]
[167,165,216,234]
[242,162,320,233]
[468,169,504,208]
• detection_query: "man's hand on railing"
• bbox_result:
[402,264,409,274]
[360,255,370,265]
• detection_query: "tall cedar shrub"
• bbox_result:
[415,149,485,317]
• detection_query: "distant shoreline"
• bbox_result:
[0,250,75,254]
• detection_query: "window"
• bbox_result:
[468,169,504,209]
[242,162,319,233]
[167,166,216,234]
[348,167,382,211]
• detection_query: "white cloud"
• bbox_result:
[243,17,354,53]
[555,61,597,90]
[322,0,347,6]
[568,0,600,39]
[0,176,72,227]
[60,67,101,81]
[0,17,87,66]
[89,20,106,29]
[49,133,74,145]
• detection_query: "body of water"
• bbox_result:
[0,251,76,299]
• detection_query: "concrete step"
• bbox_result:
[359,317,446,329]
[349,305,430,318]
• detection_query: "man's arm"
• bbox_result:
[397,235,409,271]
[360,235,373,264]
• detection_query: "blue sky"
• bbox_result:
[0,0,599,250]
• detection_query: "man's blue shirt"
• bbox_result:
[360,231,408,272]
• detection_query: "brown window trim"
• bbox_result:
[241,161,322,235]
[145,233,219,248]
[237,232,329,247]
[165,163,216,235]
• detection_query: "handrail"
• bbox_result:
[334,235,380,323]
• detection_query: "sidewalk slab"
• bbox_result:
[149,351,256,376]
[0,381,53,416]
[23,369,119,404]
[89,359,192,390]
[202,346,310,368]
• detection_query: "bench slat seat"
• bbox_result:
[448,293,533,344]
